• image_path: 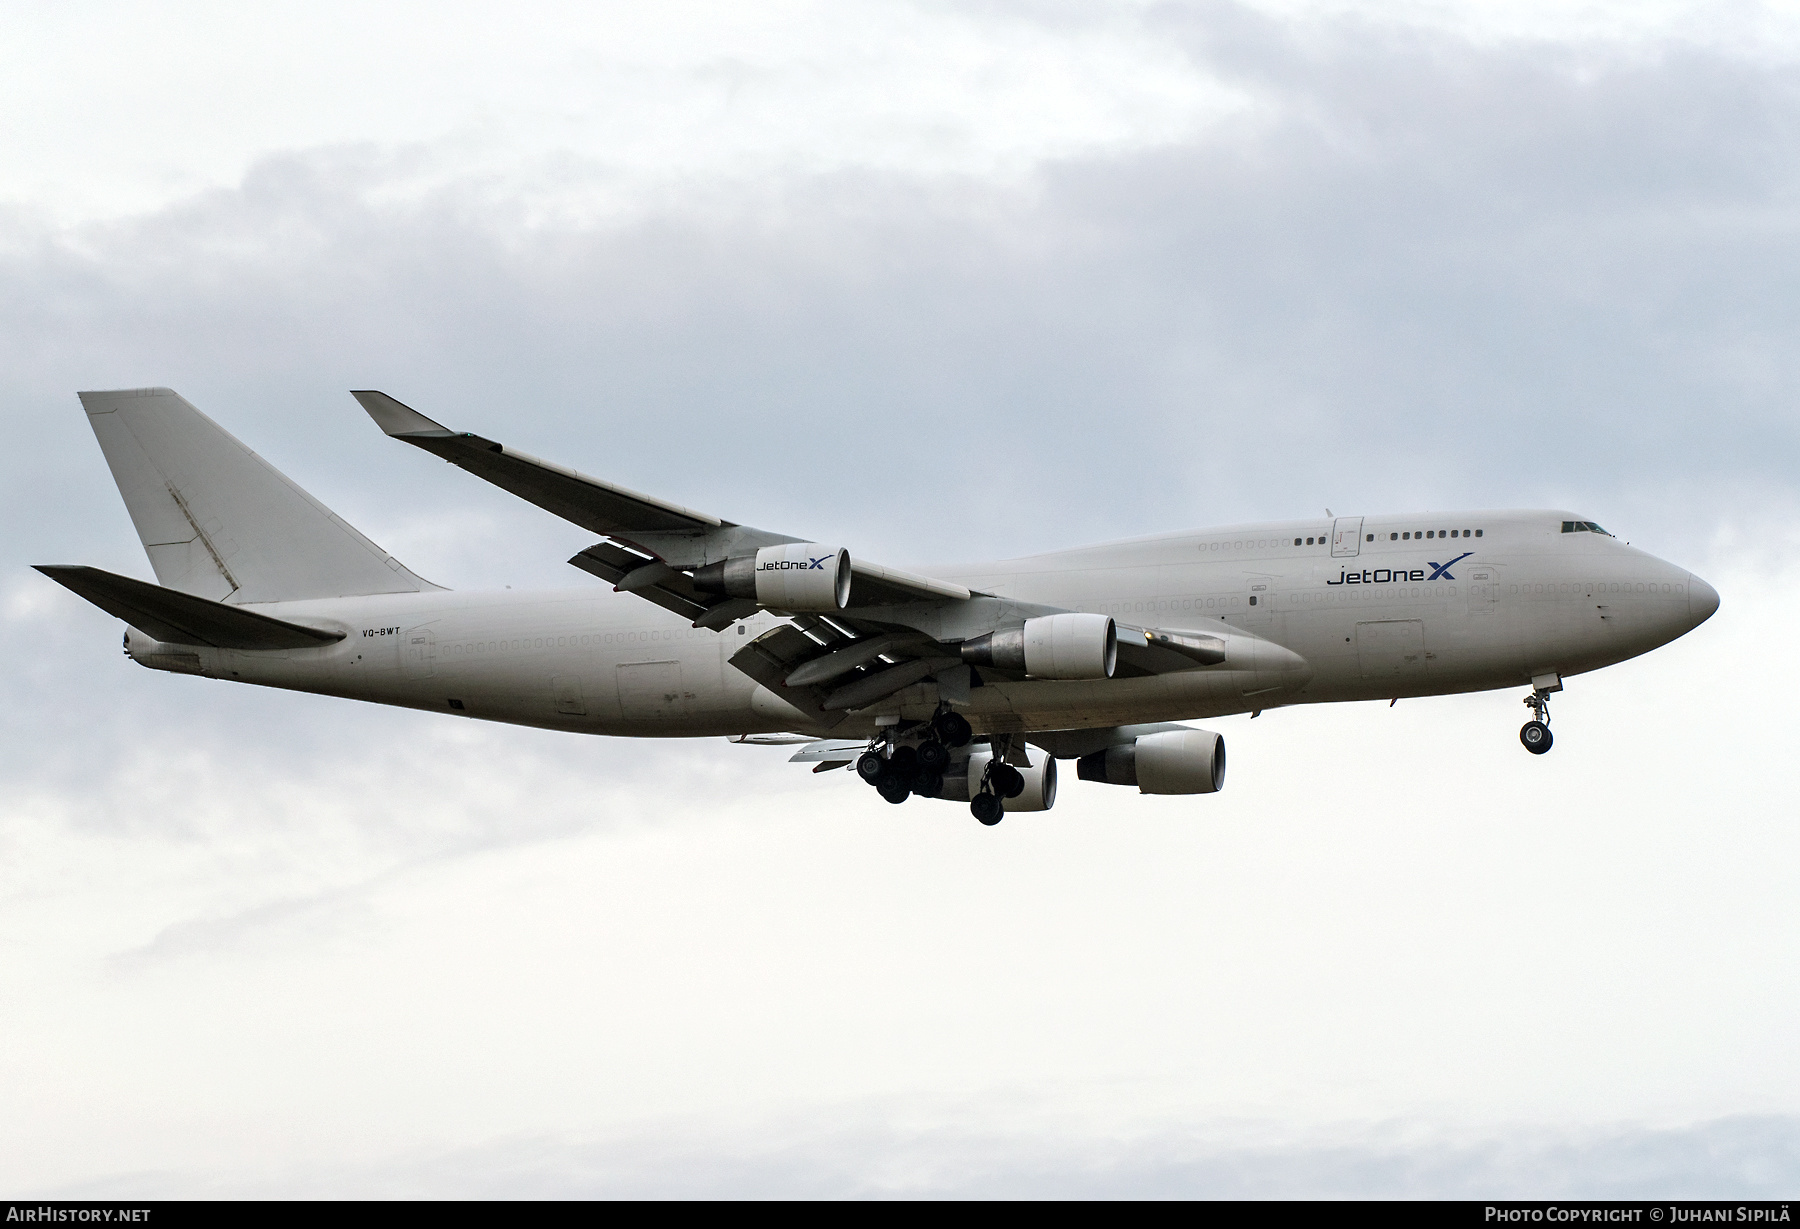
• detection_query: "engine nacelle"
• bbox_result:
[960,612,1117,680]
[692,543,851,611]
[1076,729,1225,794]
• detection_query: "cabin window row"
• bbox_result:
[1384,529,1480,541]
[1289,529,1485,546]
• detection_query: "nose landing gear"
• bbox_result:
[1520,689,1555,754]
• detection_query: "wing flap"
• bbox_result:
[569,541,735,625]
[35,565,345,650]
[727,626,849,729]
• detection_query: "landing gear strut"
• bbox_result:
[1520,690,1554,755]
[932,709,973,749]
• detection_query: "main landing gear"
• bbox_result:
[855,708,975,806]
[970,736,1025,825]
[1520,689,1555,755]
[971,759,1025,825]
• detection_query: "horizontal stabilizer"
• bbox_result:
[34,565,345,650]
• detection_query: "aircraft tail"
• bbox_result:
[77,388,442,603]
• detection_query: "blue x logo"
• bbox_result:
[809,555,831,570]
[1427,551,1473,581]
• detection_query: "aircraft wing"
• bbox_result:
[353,391,1234,716]
[354,390,971,620]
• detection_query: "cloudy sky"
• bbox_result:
[3,0,1798,1197]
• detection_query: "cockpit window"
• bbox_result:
[1561,520,1614,536]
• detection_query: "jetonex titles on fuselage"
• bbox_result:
[1328,550,1473,586]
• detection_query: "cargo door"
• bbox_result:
[1356,619,1426,679]
[617,659,688,718]
[1331,516,1365,558]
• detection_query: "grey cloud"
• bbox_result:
[58,1113,1800,1198]
[7,12,1800,596]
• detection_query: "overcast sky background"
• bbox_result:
[3,0,1799,1198]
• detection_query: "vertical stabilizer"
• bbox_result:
[78,388,441,603]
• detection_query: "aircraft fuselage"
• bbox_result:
[127,509,1716,740]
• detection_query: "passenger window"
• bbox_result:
[1426,531,1434,539]
[1402,532,1410,540]
[1294,538,1302,546]
[1476,529,1483,537]
[1390,533,1398,540]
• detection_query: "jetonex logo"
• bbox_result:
[1327,552,1472,586]
[758,555,833,571]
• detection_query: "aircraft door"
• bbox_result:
[1467,565,1497,616]
[552,674,587,716]
[1244,575,1274,625]
[1331,516,1364,558]
[403,625,435,678]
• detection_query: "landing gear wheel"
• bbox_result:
[1520,721,1553,754]
[917,739,949,772]
[934,712,973,749]
[856,751,887,784]
[878,779,912,804]
[1520,688,1555,755]
[913,771,944,799]
[971,792,1004,825]
[883,745,919,789]
[991,763,1026,799]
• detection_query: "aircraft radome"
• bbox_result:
[36,388,1720,826]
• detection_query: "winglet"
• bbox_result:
[351,390,454,437]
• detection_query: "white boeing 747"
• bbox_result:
[38,388,1719,825]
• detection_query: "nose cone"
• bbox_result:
[1688,573,1720,627]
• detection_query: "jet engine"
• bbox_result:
[691,543,851,611]
[960,612,1117,680]
[1076,729,1225,794]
